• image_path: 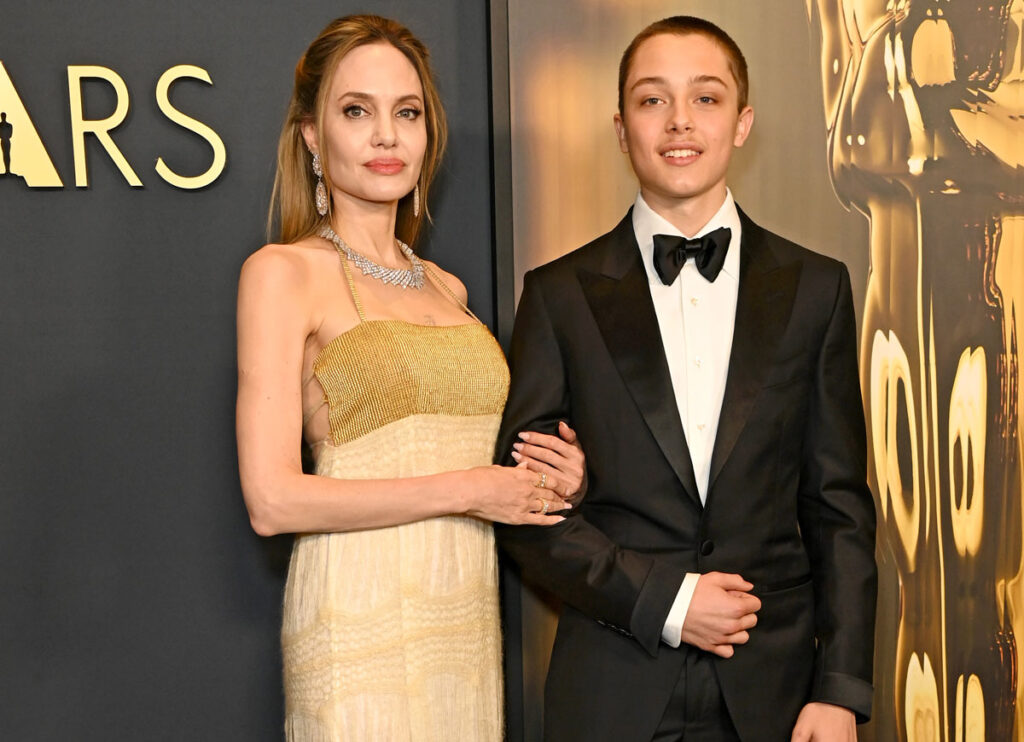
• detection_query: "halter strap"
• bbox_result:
[423,263,481,323]
[335,249,367,322]
[328,236,478,324]
[302,398,327,426]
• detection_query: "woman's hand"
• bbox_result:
[510,420,587,504]
[459,465,572,526]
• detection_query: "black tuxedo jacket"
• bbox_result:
[495,208,876,742]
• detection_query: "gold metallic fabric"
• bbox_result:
[312,319,509,446]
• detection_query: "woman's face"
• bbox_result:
[307,42,427,212]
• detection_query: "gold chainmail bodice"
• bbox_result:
[312,319,509,446]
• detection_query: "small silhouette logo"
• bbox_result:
[0,112,12,175]
[0,61,63,187]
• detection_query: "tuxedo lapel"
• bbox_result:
[579,212,701,506]
[707,209,800,493]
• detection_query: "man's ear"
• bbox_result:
[613,112,629,153]
[733,106,754,147]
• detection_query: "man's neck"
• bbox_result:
[640,185,729,237]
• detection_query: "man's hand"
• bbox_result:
[791,702,856,741]
[680,572,760,658]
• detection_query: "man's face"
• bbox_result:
[614,32,753,219]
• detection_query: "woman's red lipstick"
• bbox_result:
[364,158,405,174]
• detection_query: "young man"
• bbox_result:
[495,16,877,742]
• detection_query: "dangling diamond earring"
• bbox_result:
[312,152,328,216]
[413,183,420,218]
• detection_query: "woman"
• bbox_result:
[236,14,584,741]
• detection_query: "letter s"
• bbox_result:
[155,65,227,189]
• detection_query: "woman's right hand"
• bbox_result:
[458,465,572,526]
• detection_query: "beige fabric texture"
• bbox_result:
[282,321,509,741]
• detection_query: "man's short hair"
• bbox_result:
[618,16,749,114]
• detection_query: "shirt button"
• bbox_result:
[695,357,703,368]
[697,423,705,431]
[690,297,699,306]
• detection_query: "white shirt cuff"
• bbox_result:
[660,572,701,648]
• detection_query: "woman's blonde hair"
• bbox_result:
[268,15,448,247]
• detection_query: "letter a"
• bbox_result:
[0,61,63,187]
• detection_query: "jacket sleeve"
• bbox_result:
[494,269,683,657]
[797,264,877,721]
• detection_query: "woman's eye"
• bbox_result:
[344,105,368,118]
[397,107,422,120]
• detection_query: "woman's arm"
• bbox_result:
[236,245,571,537]
[423,260,588,502]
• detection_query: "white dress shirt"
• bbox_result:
[630,190,742,648]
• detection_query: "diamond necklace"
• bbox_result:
[319,225,425,290]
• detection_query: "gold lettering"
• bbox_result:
[154,65,226,190]
[67,65,141,188]
[0,62,63,187]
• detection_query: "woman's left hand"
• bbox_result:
[511,420,587,506]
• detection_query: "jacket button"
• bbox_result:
[700,540,715,556]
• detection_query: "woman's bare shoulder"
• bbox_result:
[423,260,469,304]
[240,238,331,294]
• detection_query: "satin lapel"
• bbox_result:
[579,213,701,506]
[707,211,800,494]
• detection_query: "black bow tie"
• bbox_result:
[652,227,731,285]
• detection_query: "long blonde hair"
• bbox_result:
[268,15,448,247]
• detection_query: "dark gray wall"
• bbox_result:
[0,2,495,738]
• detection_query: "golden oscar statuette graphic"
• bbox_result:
[0,60,226,190]
[807,0,1023,738]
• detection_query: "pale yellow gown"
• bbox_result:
[282,258,508,741]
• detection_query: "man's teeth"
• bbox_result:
[664,149,699,158]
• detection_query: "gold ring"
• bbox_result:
[538,472,547,489]
[542,499,550,515]
[535,497,545,513]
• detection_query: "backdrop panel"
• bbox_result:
[0,2,495,739]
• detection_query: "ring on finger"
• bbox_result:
[541,499,550,514]
[535,472,547,489]
[534,497,544,513]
